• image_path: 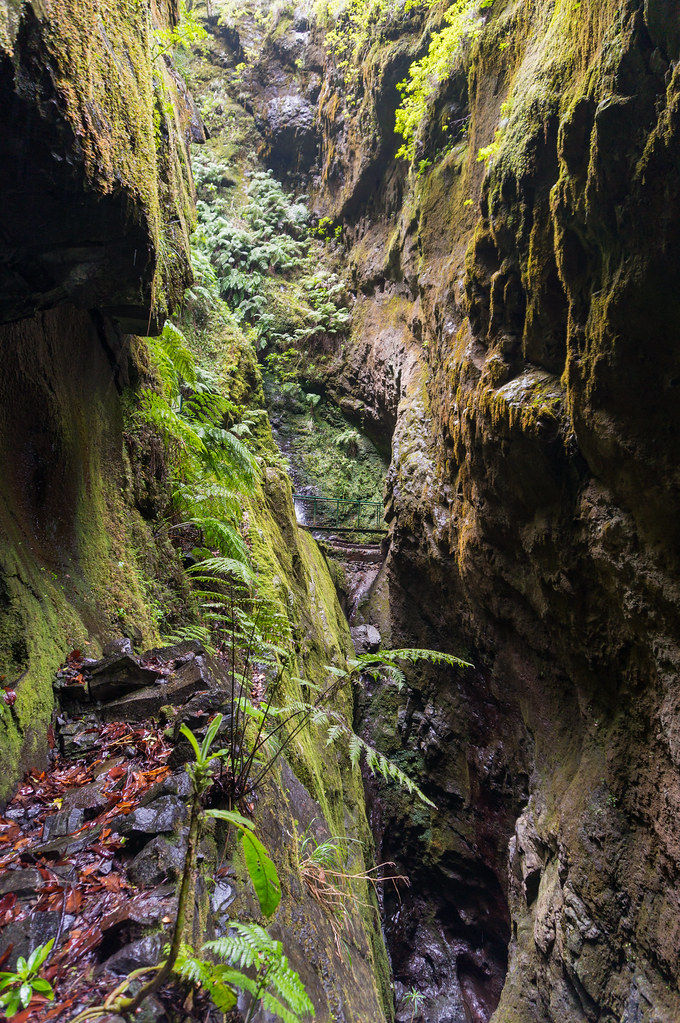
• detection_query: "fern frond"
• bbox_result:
[354,647,473,671]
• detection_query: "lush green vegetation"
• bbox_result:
[192,165,349,366]
[395,0,495,162]
[319,0,409,98]
[0,942,54,1019]
[137,319,258,578]
[177,924,315,1023]
[188,149,386,514]
[268,384,386,505]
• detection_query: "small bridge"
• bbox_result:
[293,494,386,534]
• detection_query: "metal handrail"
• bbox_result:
[292,494,386,532]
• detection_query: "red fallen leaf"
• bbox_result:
[65,889,84,913]
[0,945,12,969]
[98,873,127,892]
[3,689,16,707]
[63,924,102,957]
[67,650,82,663]
[0,893,17,915]
[114,801,136,814]
[65,675,87,688]
[41,999,75,1020]
[46,724,56,750]
[7,1009,32,1023]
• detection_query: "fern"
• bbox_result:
[161,624,216,654]
[191,168,349,379]
[176,924,314,1023]
[353,647,473,672]
[138,319,258,576]
[271,694,436,808]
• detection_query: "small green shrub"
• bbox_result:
[152,0,208,63]
[0,941,54,1018]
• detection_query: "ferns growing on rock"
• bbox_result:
[176,924,314,1023]
[191,168,349,372]
[138,319,258,564]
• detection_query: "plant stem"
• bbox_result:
[243,969,269,1023]
[110,787,202,1018]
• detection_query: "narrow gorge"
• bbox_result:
[0,2,679,1022]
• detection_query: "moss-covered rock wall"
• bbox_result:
[0,0,195,795]
[262,1,680,1020]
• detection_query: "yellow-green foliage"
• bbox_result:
[395,0,494,162]
[321,0,408,97]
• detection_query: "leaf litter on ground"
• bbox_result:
[0,708,178,1021]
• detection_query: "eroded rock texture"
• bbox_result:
[287,1,680,1020]
[0,0,195,795]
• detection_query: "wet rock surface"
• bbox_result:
[0,639,389,1021]
[56,641,211,722]
[277,2,680,1019]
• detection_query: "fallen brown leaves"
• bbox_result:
[0,719,175,1021]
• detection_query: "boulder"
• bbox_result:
[143,639,206,662]
[351,624,382,654]
[261,95,318,173]
[31,826,101,860]
[42,806,86,841]
[0,912,60,969]
[58,717,102,758]
[103,934,163,977]
[101,657,212,722]
[62,779,111,820]
[110,796,187,838]
[102,638,134,658]
[127,835,187,887]
[0,868,43,898]
[88,654,162,702]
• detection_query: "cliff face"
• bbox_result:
[4,0,680,1019]
[0,0,198,796]
[269,1,680,1020]
[0,5,394,1017]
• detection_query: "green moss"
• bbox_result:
[1,0,194,321]
[0,308,185,799]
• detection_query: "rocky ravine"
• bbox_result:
[249,2,680,1021]
[0,2,393,1020]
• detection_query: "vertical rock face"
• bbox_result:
[0,0,194,328]
[0,0,194,795]
[281,1,680,1020]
